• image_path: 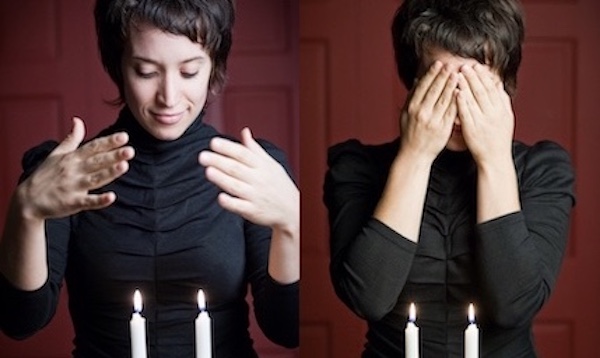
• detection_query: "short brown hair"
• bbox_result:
[95,0,235,104]
[392,0,524,95]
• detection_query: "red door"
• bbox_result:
[300,0,600,357]
[0,1,298,357]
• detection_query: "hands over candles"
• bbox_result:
[198,128,299,231]
[17,117,134,221]
[199,128,299,284]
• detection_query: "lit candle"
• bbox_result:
[195,289,212,358]
[130,289,147,358]
[405,303,419,358]
[464,303,479,358]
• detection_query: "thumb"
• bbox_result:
[240,127,262,152]
[53,117,85,155]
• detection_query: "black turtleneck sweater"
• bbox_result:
[0,108,299,357]
[324,138,575,358]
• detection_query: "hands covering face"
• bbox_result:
[401,60,515,164]
[456,64,515,163]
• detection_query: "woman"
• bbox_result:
[324,0,574,356]
[0,0,299,357]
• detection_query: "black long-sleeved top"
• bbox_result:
[324,138,575,357]
[0,108,299,357]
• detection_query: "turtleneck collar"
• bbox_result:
[433,148,475,175]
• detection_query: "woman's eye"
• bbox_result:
[182,72,199,79]
[135,70,157,79]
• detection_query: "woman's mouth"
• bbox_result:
[151,111,184,125]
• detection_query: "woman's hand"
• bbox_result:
[17,117,135,221]
[198,128,299,232]
[199,128,299,283]
[400,61,458,162]
[456,64,515,166]
[0,117,134,290]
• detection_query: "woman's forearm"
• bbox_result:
[373,148,434,242]
[0,188,48,291]
[476,156,521,224]
[267,188,300,284]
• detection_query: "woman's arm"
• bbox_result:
[0,118,133,338]
[198,128,299,283]
[0,118,133,290]
[475,143,575,327]
[325,62,460,321]
[198,129,299,347]
[324,142,420,321]
[456,65,575,327]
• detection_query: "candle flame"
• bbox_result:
[409,303,416,322]
[197,289,206,311]
[468,303,475,323]
[133,289,142,313]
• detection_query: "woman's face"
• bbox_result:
[122,23,212,141]
[419,47,499,152]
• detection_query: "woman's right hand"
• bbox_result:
[400,61,458,162]
[17,117,135,221]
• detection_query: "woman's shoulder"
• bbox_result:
[324,138,400,191]
[19,140,59,183]
[513,140,575,198]
[327,137,400,169]
[513,140,573,170]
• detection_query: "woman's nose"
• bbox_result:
[157,74,179,107]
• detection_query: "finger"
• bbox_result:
[475,64,501,92]
[240,127,267,155]
[85,145,134,170]
[53,117,86,156]
[456,88,475,129]
[420,64,453,112]
[84,146,135,172]
[78,160,130,191]
[216,192,254,219]
[76,192,117,211]
[204,166,250,198]
[475,65,504,109]
[498,82,513,113]
[442,90,459,127]
[199,150,249,180]
[456,72,484,119]
[433,72,459,118]
[459,65,493,111]
[79,132,130,158]
[209,137,254,166]
[411,61,444,105]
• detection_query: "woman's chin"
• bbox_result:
[446,136,468,152]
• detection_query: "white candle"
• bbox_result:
[405,303,419,358]
[130,289,147,358]
[464,303,479,358]
[195,289,212,358]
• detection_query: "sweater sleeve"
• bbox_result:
[324,140,417,321]
[474,141,575,328]
[244,140,298,348]
[0,141,71,339]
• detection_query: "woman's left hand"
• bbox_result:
[198,128,299,232]
[456,64,515,166]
